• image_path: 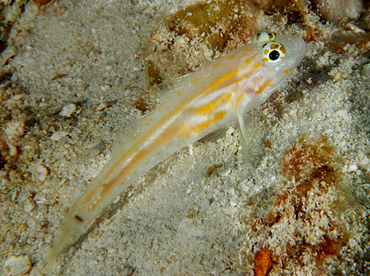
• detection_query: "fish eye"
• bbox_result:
[260,41,286,63]
[269,50,280,60]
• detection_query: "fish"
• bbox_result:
[40,32,308,274]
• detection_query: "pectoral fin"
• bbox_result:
[234,103,265,170]
[235,110,254,169]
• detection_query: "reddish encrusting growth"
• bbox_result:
[272,135,343,269]
[281,135,338,183]
[241,135,347,275]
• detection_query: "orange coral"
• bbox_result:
[254,248,273,276]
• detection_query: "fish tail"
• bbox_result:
[41,213,85,275]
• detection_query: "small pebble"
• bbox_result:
[224,206,237,215]
[4,255,32,276]
[225,126,235,136]
[36,165,48,182]
[11,94,25,101]
[51,131,69,141]
[217,168,231,176]
[188,144,193,156]
[8,143,18,157]
[361,63,370,78]
[96,101,114,111]
[348,164,358,173]
[5,121,25,139]
[311,110,322,119]
[24,200,35,212]
[11,191,18,202]
[59,103,77,117]
[6,95,25,108]
[333,72,341,81]
[288,108,297,117]
[346,23,365,34]
[113,196,120,204]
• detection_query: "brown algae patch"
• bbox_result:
[240,135,348,274]
[145,0,259,86]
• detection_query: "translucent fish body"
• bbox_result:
[42,33,307,273]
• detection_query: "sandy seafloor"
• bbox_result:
[1,0,370,275]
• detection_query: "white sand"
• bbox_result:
[1,0,370,275]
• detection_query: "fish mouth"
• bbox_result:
[281,35,308,64]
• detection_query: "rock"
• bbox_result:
[4,255,32,276]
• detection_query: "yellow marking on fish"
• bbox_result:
[188,92,232,116]
[92,104,228,205]
[217,58,261,90]
[91,120,202,207]
[84,185,101,206]
[235,92,244,107]
[188,111,226,135]
[243,53,258,66]
[192,77,202,84]
[253,62,261,69]
[103,55,261,179]
[270,43,279,49]
[255,79,272,95]
[88,54,262,201]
